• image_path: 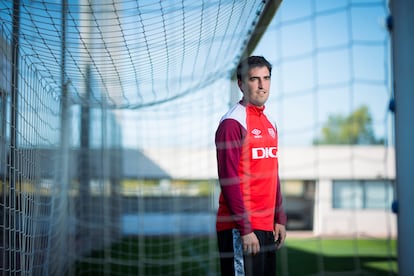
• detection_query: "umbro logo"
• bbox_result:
[251,128,262,138]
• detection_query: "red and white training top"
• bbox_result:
[215,101,287,236]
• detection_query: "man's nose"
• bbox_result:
[258,79,263,88]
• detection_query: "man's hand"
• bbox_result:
[273,223,286,250]
[241,232,260,255]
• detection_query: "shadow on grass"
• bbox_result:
[73,236,397,276]
[73,236,220,276]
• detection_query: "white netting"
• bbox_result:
[3,0,269,109]
[0,0,397,275]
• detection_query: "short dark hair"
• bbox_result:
[236,56,272,81]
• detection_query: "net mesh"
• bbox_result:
[0,0,396,275]
[4,0,269,109]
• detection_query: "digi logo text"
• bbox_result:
[251,147,277,159]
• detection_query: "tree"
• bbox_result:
[313,105,383,145]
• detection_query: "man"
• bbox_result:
[215,56,287,276]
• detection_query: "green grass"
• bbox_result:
[73,236,219,275]
[73,236,397,275]
[277,238,398,276]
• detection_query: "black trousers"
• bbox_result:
[217,229,277,276]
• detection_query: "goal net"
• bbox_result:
[0,0,396,275]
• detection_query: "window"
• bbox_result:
[333,180,394,210]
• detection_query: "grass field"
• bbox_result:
[74,235,397,275]
[278,237,397,275]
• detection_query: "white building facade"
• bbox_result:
[144,145,397,238]
[279,146,396,237]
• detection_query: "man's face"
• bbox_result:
[238,66,271,107]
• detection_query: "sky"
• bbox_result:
[0,0,391,149]
[251,0,391,147]
[120,0,391,149]
[247,0,391,147]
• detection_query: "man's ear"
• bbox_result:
[237,79,243,92]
